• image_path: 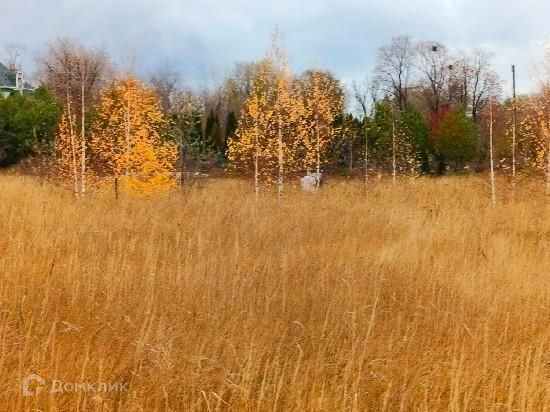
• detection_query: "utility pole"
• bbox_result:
[511,65,517,198]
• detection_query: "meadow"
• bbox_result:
[1,174,549,411]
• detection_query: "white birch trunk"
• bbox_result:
[315,120,320,189]
[277,115,283,198]
[349,139,353,178]
[66,92,79,198]
[365,121,368,193]
[254,134,259,197]
[511,97,517,198]
[80,79,86,195]
[546,110,550,196]
[392,112,397,185]
[546,136,550,196]
[489,100,496,207]
[125,98,131,177]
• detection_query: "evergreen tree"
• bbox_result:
[437,106,478,170]
[0,87,60,166]
[370,101,393,172]
[204,109,222,157]
[400,105,431,173]
[223,111,238,160]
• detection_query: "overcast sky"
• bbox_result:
[2,0,549,95]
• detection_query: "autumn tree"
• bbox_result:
[90,77,177,196]
[297,70,344,185]
[520,90,550,194]
[38,38,109,195]
[55,108,81,193]
[228,33,305,196]
[227,60,274,195]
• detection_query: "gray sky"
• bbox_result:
[2,0,549,95]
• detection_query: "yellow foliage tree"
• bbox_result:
[55,104,98,195]
[228,34,304,196]
[228,34,344,194]
[55,108,80,194]
[227,60,274,195]
[90,77,177,196]
[520,90,550,194]
[297,70,344,185]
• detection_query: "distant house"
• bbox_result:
[0,62,34,98]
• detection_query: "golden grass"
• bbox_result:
[1,175,550,411]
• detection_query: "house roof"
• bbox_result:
[0,62,16,88]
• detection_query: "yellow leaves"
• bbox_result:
[122,139,177,197]
[228,50,344,190]
[517,94,550,173]
[90,76,177,196]
[296,70,344,172]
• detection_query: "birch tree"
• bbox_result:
[298,70,344,186]
[520,91,550,195]
[38,39,109,195]
[227,61,274,195]
[90,77,177,196]
[228,35,305,196]
[488,100,497,206]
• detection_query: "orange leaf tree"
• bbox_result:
[90,77,177,196]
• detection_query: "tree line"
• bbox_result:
[1,34,550,196]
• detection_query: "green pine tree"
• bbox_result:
[400,105,432,173]
[437,106,478,170]
[0,86,60,166]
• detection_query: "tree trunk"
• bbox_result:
[125,98,131,176]
[489,100,496,207]
[511,66,517,198]
[364,121,369,193]
[254,135,259,197]
[80,79,86,196]
[180,142,185,187]
[349,140,353,178]
[392,110,397,184]
[277,115,283,198]
[315,120,320,189]
[66,92,79,198]
[546,136,550,196]
[546,110,550,196]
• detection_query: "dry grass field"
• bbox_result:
[1,174,549,411]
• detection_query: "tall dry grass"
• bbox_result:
[1,175,549,411]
